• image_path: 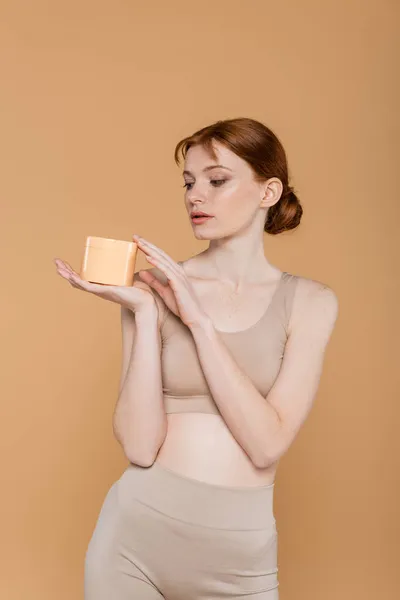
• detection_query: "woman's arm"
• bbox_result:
[188,279,339,469]
[113,272,168,467]
[129,237,339,469]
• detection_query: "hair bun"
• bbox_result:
[264,187,303,235]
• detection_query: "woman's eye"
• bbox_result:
[182,179,226,190]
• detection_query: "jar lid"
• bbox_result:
[84,236,136,249]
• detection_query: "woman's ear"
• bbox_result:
[260,178,283,208]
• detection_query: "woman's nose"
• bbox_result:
[189,196,205,204]
[187,186,206,203]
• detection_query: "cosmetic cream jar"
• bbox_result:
[80,236,138,286]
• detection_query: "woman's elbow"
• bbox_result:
[249,443,282,470]
[123,438,162,467]
[126,451,157,468]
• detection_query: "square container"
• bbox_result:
[80,236,138,286]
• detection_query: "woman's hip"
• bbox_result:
[86,460,279,597]
[117,459,276,530]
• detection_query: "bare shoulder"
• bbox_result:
[289,273,339,335]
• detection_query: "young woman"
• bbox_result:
[54,117,339,599]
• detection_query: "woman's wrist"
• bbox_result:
[134,305,160,327]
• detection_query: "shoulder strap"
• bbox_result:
[282,272,299,333]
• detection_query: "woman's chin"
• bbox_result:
[193,230,220,240]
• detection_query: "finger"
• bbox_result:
[139,270,168,296]
[134,237,182,276]
[54,258,112,295]
[68,272,94,291]
[61,268,97,292]
[55,262,75,282]
[145,256,181,294]
[73,275,113,293]
[144,253,171,275]
[134,237,163,259]
[54,258,80,278]
[55,260,81,283]
[54,258,71,273]
[63,260,81,278]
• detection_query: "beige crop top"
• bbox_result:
[159,271,298,415]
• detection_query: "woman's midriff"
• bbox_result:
[155,413,278,487]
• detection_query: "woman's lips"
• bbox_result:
[191,215,214,224]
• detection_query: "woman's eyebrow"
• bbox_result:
[183,165,233,176]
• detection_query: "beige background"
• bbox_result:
[1,1,399,598]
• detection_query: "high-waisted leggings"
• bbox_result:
[84,461,279,599]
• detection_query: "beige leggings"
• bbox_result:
[84,461,279,599]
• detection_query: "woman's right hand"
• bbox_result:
[54,258,158,315]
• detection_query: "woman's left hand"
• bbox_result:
[133,235,210,330]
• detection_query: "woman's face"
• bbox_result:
[182,142,277,240]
